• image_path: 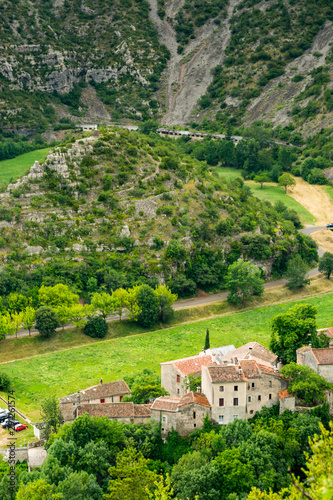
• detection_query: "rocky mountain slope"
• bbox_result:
[1,0,333,140]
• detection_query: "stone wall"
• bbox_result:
[161,364,186,398]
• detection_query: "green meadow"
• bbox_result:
[0,148,49,183]
[2,292,332,420]
[216,166,315,224]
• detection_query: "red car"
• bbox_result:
[14,423,28,432]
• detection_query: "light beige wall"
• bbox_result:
[211,381,246,425]
[177,404,211,436]
[319,365,333,383]
[87,395,122,404]
[161,364,185,398]
[151,409,178,436]
[60,402,76,423]
[279,396,296,414]
[246,374,285,418]
[201,367,213,405]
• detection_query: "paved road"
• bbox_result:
[5,227,327,339]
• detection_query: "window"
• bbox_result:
[269,394,272,400]
[193,411,196,419]
[251,382,255,388]
[234,398,238,406]
[162,416,166,422]
[177,374,180,383]
[258,395,261,401]
[111,397,114,403]
[219,386,224,392]
[248,396,251,402]
[194,423,196,428]
[233,415,238,421]
[119,395,123,402]
[219,398,224,407]
[100,398,105,404]
[162,428,165,431]
[234,385,238,391]
[249,410,254,414]
[177,388,180,395]
[219,415,224,424]
[269,380,272,388]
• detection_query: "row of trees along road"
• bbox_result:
[0,283,177,340]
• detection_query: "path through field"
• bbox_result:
[289,177,333,225]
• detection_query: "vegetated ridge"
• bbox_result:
[0,128,317,300]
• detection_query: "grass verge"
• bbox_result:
[0,149,49,183]
[1,276,332,421]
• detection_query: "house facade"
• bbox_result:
[76,402,151,424]
[60,379,131,423]
[297,346,333,383]
[151,391,211,436]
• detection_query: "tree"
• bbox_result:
[104,447,160,500]
[56,471,103,500]
[154,285,177,324]
[204,329,210,350]
[91,292,115,320]
[22,306,36,336]
[68,304,91,329]
[35,306,60,338]
[285,255,310,290]
[54,305,72,330]
[16,479,61,500]
[0,313,14,340]
[39,284,79,309]
[225,260,264,304]
[7,292,28,315]
[83,316,108,338]
[270,304,320,364]
[111,288,128,321]
[126,286,141,320]
[278,173,296,193]
[319,252,333,279]
[11,310,24,338]
[124,369,168,404]
[40,395,63,440]
[254,172,270,189]
[280,363,333,406]
[136,285,158,327]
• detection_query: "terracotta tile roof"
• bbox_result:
[80,380,131,399]
[78,402,135,418]
[162,354,217,376]
[279,389,293,399]
[207,365,248,383]
[134,405,151,417]
[77,402,151,419]
[178,391,211,408]
[223,342,277,367]
[150,397,180,412]
[312,349,333,365]
[257,364,281,378]
[239,360,261,379]
[60,380,130,404]
[328,328,333,337]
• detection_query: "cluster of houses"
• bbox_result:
[58,331,333,437]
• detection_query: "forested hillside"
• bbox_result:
[0,128,318,301]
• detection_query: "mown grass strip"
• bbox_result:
[0,148,49,183]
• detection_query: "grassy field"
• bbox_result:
[1,289,332,421]
[216,167,315,224]
[0,148,49,183]
[323,186,333,205]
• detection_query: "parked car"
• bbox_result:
[0,413,13,423]
[326,223,333,229]
[1,419,20,429]
[14,424,28,432]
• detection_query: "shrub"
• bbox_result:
[35,306,60,338]
[0,373,11,392]
[84,316,108,338]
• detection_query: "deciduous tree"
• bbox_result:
[91,292,114,320]
[278,173,296,193]
[226,260,264,304]
[35,306,60,338]
[319,251,333,279]
[136,285,158,327]
[285,255,310,290]
[22,306,36,336]
[280,363,333,406]
[40,395,63,440]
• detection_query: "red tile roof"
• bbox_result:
[178,391,211,408]
[239,360,261,379]
[279,389,292,399]
[328,328,333,337]
[312,349,333,365]
[257,364,281,378]
[162,354,217,376]
[77,402,151,419]
[60,380,130,404]
[151,397,181,412]
[207,365,248,383]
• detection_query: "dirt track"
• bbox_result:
[289,178,333,225]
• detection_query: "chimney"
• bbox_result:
[100,378,103,385]
[309,343,312,348]
[238,368,242,375]
[196,386,201,393]
[235,356,239,365]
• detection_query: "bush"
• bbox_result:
[136,285,159,327]
[0,373,11,392]
[84,316,108,338]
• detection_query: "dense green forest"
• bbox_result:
[2,404,332,499]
